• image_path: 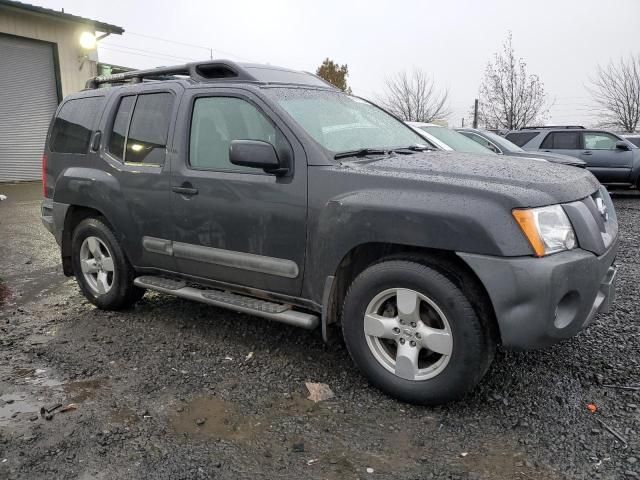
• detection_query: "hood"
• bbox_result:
[340,150,600,208]
[506,151,586,167]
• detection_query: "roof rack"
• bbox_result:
[520,125,585,130]
[85,60,259,89]
[85,59,336,90]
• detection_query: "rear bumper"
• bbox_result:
[458,243,617,350]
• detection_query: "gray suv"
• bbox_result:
[41,61,618,405]
[457,128,585,167]
[506,126,640,187]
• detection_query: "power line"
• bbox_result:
[99,46,194,64]
[101,43,197,62]
[125,31,251,61]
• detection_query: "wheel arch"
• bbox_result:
[60,205,116,276]
[322,242,500,345]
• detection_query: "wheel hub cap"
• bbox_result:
[363,288,453,381]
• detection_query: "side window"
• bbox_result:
[108,93,173,164]
[190,97,277,171]
[584,132,619,150]
[504,131,538,147]
[126,93,173,164]
[465,133,500,153]
[49,97,103,154]
[541,132,581,150]
[109,96,135,161]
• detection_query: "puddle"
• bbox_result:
[171,395,263,442]
[0,394,40,426]
[15,367,64,387]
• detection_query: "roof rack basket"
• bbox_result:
[85,60,256,89]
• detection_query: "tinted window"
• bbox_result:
[109,96,135,161]
[540,132,581,149]
[126,93,173,164]
[190,97,278,171]
[504,131,539,147]
[50,97,103,154]
[584,132,619,150]
[628,137,640,147]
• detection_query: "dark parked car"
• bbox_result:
[42,61,618,405]
[457,128,585,167]
[506,126,640,187]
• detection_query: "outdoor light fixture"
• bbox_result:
[79,31,96,50]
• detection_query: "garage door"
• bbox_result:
[0,34,59,182]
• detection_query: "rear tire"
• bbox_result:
[341,259,495,405]
[71,217,144,310]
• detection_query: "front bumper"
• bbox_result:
[458,244,617,350]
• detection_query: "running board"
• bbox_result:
[134,276,319,330]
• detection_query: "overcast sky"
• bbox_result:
[38,0,640,127]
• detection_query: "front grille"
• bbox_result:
[562,186,618,256]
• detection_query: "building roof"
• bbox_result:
[0,0,124,34]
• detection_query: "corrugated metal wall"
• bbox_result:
[0,34,59,181]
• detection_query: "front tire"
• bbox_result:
[71,217,144,310]
[341,259,495,405]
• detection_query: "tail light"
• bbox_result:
[41,153,48,197]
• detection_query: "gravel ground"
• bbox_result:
[0,182,638,480]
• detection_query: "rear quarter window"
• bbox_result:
[504,131,539,147]
[49,97,103,154]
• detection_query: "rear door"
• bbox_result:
[579,131,633,183]
[539,131,583,160]
[170,88,308,296]
[99,86,180,271]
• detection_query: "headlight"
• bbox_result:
[512,205,576,257]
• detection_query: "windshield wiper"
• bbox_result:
[334,148,389,160]
[392,144,432,154]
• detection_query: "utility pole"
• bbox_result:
[472,99,479,129]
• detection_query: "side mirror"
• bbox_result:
[229,140,286,175]
[615,140,630,151]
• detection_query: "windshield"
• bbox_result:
[481,130,524,152]
[419,126,494,154]
[263,88,426,154]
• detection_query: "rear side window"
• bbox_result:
[504,131,539,147]
[109,92,173,165]
[540,132,581,150]
[49,97,103,154]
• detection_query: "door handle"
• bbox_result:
[90,131,102,152]
[172,186,199,196]
[582,151,593,155]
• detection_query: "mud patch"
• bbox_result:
[0,279,11,306]
[171,395,263,442]
[63,378,107,403]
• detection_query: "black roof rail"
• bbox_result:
[85,60,258,89]
[519,125,585,130]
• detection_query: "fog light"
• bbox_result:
[554,291,580,329]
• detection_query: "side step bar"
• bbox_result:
[134,276,319,330]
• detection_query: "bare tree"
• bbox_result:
[380,69,450,123]
[588,55,640,133]
[477,32,548,129]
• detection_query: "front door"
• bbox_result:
[170,89,307,296]
[580,131,633,183]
